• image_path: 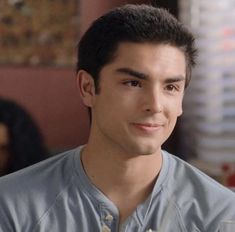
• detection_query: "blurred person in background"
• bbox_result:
[0,97,48,176]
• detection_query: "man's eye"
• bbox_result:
[124,80,142,87]
[165,84,178,92]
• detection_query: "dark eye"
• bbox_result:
[165,84,177,92]
[124,80,142,87]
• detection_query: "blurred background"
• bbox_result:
[0,0,235,187]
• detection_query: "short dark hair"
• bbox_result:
[77,4,197,90]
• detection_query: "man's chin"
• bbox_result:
[130,144,161,157]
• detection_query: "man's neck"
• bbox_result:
[80,143,162,223]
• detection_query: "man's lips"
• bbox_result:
[131,122,164,132]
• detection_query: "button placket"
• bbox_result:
[102,212,115,228]
[100,206,116,232]
[105,214,114,222]
[101,224,111,232]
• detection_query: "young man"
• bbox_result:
[0,4,234,232]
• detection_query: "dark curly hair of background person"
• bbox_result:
[0,98,49,175]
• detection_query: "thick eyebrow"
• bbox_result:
[164,76,186,84]
[116,67,148,80]
[116,67,186,83]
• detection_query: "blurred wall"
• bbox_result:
[0,66,89,152]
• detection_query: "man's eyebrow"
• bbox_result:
[116,67,185,83]
[116,67,148,80]
[165,76,186,84]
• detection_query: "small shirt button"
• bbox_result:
[105,214,114,222]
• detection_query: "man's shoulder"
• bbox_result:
[162,150,235,204]
[0,148,78,202]
[163,151,235,213]
[160,151,235,232]
[0,148,80,230]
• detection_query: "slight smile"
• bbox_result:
[132,123,164,133]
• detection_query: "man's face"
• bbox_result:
[89,42,186,157]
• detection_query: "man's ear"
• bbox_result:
[177,94,184,117]
[177,105,183,117]
[178,108,183,117]
[76,70,96,107]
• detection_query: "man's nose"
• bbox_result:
[143,88,163,113]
